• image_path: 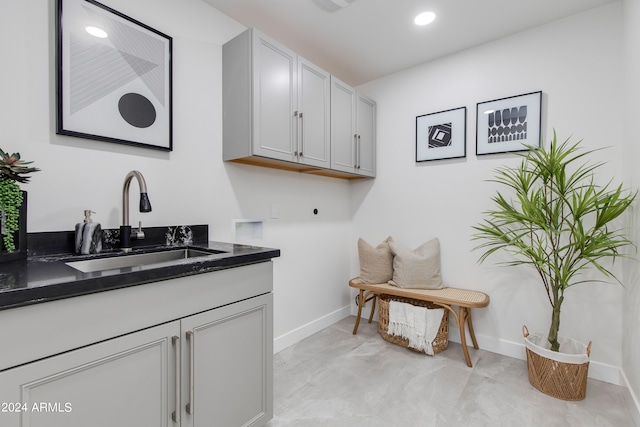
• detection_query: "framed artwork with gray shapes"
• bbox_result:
[56,0,173,151]
[476,91,542,155]
[416,107,466,162]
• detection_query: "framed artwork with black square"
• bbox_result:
[56,0,173,151]
[416,107,466,162]
[476,91,542,155]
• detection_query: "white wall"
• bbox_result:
[353,2,628,384]
[4,0,637,401]
[1,0,353,351]
[622,0,640,421]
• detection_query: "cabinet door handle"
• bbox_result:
[299,112,304,157]
[186,331,195,415]
[171,336,181,424]
[353,134,358,168]
[357,134,362,169]
[293,111,299,157]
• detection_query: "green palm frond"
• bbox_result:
[472,130,636,351]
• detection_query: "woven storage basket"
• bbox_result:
[523,326,591,401]
[378,294,449,354]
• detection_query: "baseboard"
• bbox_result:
[274,305,351,354]
[469,332,623,386]
[621,370,640,425]
[349,301,624,385]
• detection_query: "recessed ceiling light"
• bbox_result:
[85,26,108,38]
[414,11,436,26]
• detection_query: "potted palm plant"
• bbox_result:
[0,148,39,261]
[473,132,635,400]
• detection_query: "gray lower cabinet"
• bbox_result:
[181,293,273,427]
[0,290,273,426]
[0,321,180,426]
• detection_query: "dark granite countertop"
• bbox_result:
[0,239,280,311]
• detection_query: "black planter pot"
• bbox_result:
[1,190,27,263]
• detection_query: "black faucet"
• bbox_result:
[120,170,152,252]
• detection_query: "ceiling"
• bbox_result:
[203,0,618,86]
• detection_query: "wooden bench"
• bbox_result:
[349,278,490,367]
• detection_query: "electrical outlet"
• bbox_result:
[270,204,280,219]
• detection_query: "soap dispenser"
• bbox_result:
[75,210,103,255]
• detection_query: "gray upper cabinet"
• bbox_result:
[224,28,330,170]
[330,76,376,177]
[223,28,374,179]
[356,93,377,176]
[252,31,297,161]
[297,57,331,168]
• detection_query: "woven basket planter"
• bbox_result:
[523,325,591,401]
[378,294,449,354]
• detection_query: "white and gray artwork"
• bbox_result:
[58,0,172,150]
[487,105,527,143]
[70,5,166,129]
[428,123,452,149]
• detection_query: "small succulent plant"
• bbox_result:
[0,149,40,184]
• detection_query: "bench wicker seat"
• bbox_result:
[349,278,490,367]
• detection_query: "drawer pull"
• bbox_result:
[171,336,180,424]
[186,331,195,415]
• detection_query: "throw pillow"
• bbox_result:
[358,236,394,284]
[388,238,444,289]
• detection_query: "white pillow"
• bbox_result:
[388,238,443,289]
[358,236,394,284]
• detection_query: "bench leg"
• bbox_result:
[368,294,377,324]
[353,289,365,335]
[353,290,378,334]
[458,307,473,367]
[465,307,479,349]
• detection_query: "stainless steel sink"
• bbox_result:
[66,248,225,273]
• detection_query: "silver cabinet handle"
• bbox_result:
[186,331,194,415]
[293,111,299,157]
[353,133,360,169]
[171,336,180,424]
[357,134,362,169]
[353,134,358,168]
[299,112,304,157]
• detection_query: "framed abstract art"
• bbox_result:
[416,107,466,162]
[476,91,542,155]
[56,0,173,151]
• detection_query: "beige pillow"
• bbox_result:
[388,238,443,289]
[358,236,394,284]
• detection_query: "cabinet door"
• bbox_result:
[252,30,297,161]
[181,293,273,427]
[330,76,357,173]
[297,57,330,168]
[0,321,180,427]
[356,93,376,177]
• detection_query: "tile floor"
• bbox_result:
[265,316,638,427]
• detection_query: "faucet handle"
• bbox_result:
[132,221,145,240]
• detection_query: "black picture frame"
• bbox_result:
[476,91,542,155]
[416,106,467,162]
[56,0,173,151]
